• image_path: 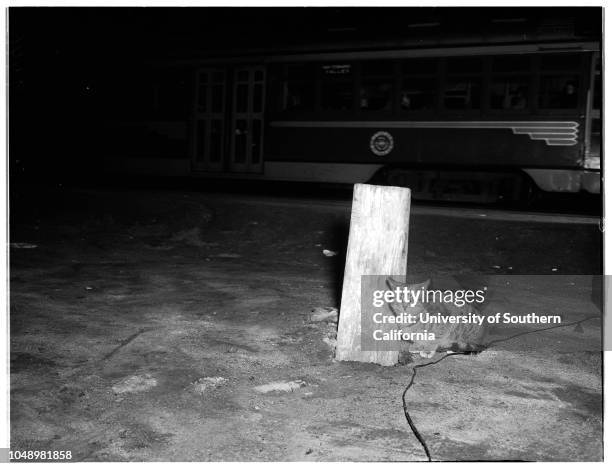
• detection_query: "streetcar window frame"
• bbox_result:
[398,57,440,116]
[534,53,586,113]
[279,63,317,113]
[318,62,357,113]
[441,56,485,114]
[486,54,534,115]
[358,60,397,115]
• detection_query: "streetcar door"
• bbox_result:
[229,66,265,173]
[192,68,227,172]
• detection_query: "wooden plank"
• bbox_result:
[335,183,411,366]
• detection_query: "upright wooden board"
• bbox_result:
[335,183,411,366]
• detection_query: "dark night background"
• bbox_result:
[9,7,601,186]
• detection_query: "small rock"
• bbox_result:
[309,307,339,323]
[254,380,306,394]
[192,376,228,394]
[322,249,338,257]
[112,374,157,394]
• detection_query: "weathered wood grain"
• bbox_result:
[335,183,411,366]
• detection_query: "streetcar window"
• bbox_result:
[320,63,354,111]
[360,61,393,112]
[400,77,437,111]
[196,70,225,115]
[210,120,223,162]
[321,82,354,110]
[281,64,315,112]
[443,77,481,109]
[400,58,439,112]
[536,52,582,113]
[236,83,249,113]
[253,83,264,113]
[490,78,529,110]
[443,57,483,110]
[360,79,392,111]
[211,84,224,113]
[251,119,262,163]
[234,119,247,162]
[538,75,580,109]
[283,81,315,111]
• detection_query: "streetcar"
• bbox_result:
[103,13,602,203]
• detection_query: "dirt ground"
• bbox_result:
[9,187,603,461]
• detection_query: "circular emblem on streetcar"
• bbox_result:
[369,131,394,156]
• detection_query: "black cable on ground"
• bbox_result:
[402,351,470,461]
[401,314,600,462]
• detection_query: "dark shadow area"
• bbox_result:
[327,219,350,308]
